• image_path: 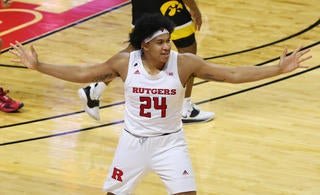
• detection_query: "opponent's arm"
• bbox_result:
[182,0,202,31]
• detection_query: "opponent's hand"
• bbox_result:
[190,9,202,31]
[10,41,39,70]
[279,46,312,73]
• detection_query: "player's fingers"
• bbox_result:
[194,23,199,31]
[293,45,304,56]
[298,55,312,64]
[10,41,23,53]
[15,41,27,54]
[15,41,24,49]
[298,65,309,69]
[281,47,287,60]
[11,59,22,63]
[30,45,36,55]
[10,42,17,50]
[298,48,311,57]
[8,49,20,56]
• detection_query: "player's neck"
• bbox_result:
[141,56,165,75]
[143,62,164,75]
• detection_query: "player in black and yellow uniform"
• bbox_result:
[132,0,196,49]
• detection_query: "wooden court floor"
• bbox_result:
[0,0,319,194]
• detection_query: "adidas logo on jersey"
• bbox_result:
[183,170,189,175]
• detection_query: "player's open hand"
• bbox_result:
[10,41,39,70]
[279,46,312,73]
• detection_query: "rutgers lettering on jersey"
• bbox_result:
[132,87,176,95]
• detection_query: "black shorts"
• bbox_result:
[172,33,196,48]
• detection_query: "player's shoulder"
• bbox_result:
[111,51,130,62]
[105,52,130,70]
[177,52,200,62]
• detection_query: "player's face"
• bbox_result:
[148,34,171,64]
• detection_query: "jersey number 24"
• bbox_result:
[140,96,167,118]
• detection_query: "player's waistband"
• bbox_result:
[124,128,182,138]
[171,21,195,40]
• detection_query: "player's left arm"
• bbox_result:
[184,46,312,83]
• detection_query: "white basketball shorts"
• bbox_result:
[103,129,196,194]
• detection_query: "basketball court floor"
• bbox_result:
[0,0,319,194]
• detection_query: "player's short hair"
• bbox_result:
[129,13,175,49]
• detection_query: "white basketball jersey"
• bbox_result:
[124,50,185,136]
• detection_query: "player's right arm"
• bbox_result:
[9,41,129,84]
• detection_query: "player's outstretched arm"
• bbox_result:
[192,45,312,84]
[9,41,121,83]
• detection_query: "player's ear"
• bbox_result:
[141,42,149,51]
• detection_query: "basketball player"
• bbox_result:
[0,0,24,113]
[10,14,311,195]
[78,0,215,123]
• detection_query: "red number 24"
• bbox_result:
[140,96,167,118]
